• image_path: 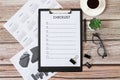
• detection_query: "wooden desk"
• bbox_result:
[0,0,120,80]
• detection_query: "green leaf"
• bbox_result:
[89,18,101,31]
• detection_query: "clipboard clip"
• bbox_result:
[49,9,72,14]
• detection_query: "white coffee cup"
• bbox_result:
[80,0,106,16]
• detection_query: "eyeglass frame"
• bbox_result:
[92,33,107,58]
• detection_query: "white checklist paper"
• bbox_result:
[4,0,62,80]
[39,10,81,67]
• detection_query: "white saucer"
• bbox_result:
[80,0,106,16]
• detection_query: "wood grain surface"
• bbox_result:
[0,0,120,80]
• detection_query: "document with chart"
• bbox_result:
[39,9,82,72]
[4,0,61,79]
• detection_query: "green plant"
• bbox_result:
[89,18,101,31]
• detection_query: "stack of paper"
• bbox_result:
[4,0,61,80]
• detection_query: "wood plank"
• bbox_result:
[83,41,120,64]
[50,78,120,80]
[0,78,23,80]
[0,65,120,79]
[0,0,79,21]
[1,20,120,43]
[1,78,120,80]
[54,66,120,79]
[0,0,27,22]
[86,20,120,40]
[57,0,80,8]
[0,0,120,21]
[0,22,17,42]
[0,65,21,78]
[0,78,22,80]
[0,41,120,64]
[0,43,23,64]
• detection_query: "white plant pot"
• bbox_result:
[88,25,100,32]
[88,25,95,31]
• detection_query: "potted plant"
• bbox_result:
[89,18,102,31]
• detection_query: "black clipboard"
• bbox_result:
[38,9,83,72]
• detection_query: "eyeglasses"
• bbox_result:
[92,33,107,58]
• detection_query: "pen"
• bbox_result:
[84,19,87,42]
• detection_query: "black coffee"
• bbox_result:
[87,0,99,9]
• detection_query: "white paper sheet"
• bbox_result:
[10,42,57,80]
[4,0,62,80]
[40,11,81,67]
[4,0,61,48]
